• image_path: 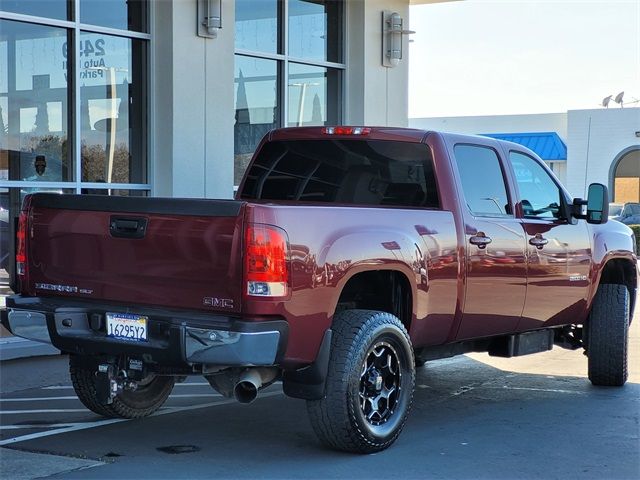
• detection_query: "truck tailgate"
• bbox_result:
[25,194,245,315]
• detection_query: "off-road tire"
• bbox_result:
[70,355,175,418]
[307,310,415,453]
[586,284,630,386]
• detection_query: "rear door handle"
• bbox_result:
[469,232,492,249]
[529,234,548,249]
[110,216,148,239]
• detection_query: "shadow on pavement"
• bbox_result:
[6,355,638,480]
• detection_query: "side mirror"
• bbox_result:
[573,184,609,224]
[586,183,609,224]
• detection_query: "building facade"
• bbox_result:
[0,0,424,203]
[1,0,454,273]
[410,108,640,202]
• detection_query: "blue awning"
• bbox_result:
[480,132,567,161]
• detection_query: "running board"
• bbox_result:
[488,330,554,358]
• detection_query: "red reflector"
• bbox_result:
[16,212,28,276]
[245,224,289,297]
[322,126,371,136]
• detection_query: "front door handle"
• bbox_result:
[529,234,548,249]
[469,232,492,249]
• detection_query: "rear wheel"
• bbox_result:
[306,310,415,453]
[586,284,630,386]
[70,355,175,418]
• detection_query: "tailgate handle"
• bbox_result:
[110,216,148,239]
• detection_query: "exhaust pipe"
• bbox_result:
[233,368,278,404]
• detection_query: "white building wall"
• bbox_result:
[565,108,640,199]
[410,108,640,200]
[410,112,568,140]
[409,112,570,184]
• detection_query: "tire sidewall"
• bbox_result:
[346,319,415,447]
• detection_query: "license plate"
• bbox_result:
[106,313,148,342]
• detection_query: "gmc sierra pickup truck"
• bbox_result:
[2,127,637,453]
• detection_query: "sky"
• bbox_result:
[408,0,640,118]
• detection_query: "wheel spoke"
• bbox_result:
[358,341,402,426]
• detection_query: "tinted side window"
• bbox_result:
[454,145,510,216]
[509,151,562,219]
[240,140,439,208]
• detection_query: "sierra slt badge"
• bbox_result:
[203,297,234,309]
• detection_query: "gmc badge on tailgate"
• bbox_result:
[203,297,234,309]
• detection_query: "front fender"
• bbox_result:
[587,221,638,315]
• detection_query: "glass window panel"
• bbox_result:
[234,55,278,185]
[80,0,148,33]
[288,0,342,62]
[79,188,147,196]
[235,0,278,54]
[0,0,69,21]
[509,151,562,219]
[454,145,510,217]
[288,63,339,127]
[240,139,439,208]
[0,20,71,183]
[80,32,146,184]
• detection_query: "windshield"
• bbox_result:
[609,204,623,216]
[622,203,640,216]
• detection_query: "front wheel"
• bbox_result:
[586,284,630,386]
[306,310,415,453]
[70,355,175,418]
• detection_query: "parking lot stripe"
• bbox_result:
[1,396,82,402]
[1,409,94,414]
[0,390,283,446]
[1,423,84,430]
[41,382,211,390]
[0,393,222,402]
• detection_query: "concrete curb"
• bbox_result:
[0,336,60,361]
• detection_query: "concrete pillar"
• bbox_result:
[152,0,235,199]
[346,0,410,127]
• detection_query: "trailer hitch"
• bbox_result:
[95,363,139,404]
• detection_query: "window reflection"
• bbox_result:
[289,0,342,62]
[235,0,278,53]
[80,32,146,184]
[0,0,69,20]
[80,0,148,33]
[0,20,70,183]
[288,63,339,127]
[234,55,278,185]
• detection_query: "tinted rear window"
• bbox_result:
[239,139,439,208]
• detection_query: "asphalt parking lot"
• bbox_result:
[0,318,638,480]
[0,266,638,480]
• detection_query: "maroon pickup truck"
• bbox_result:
[2,127,637,453]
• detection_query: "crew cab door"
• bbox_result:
[451,143,527,339]
[505,150,591,330]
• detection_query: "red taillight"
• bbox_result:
[245,224,289,297]
[16,211,28,276]
[322,126,371,136]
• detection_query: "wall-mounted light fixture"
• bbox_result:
[382,11,415,68]
[197,0,222,39]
